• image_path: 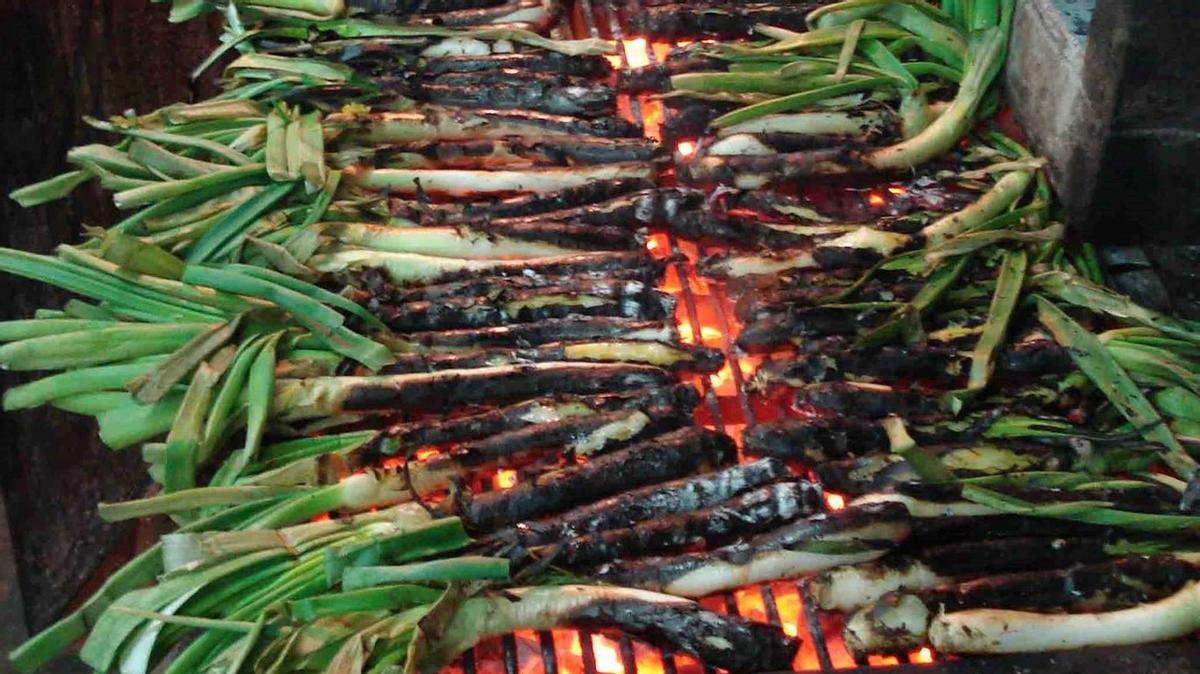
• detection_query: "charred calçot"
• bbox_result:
[532,480,823,567]
[627,2,827,39]
[755,339,1076,386]
[737,307,894,351]
[734,281,923,322]
[367,137,660,169]
[456,426,737,531]
[813,443,1077,495]
[594,502,912,597]
[394,71,618,117]
[389,178,657,224]
[285,362,677,418]
[390,316,677,350]
[379,340,725,374]
[371,268,660,305]
[840,555,1200,658]
[496,457,791,548]
[377,383,700,454]
[373,280,676,332]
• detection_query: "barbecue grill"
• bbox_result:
[1,0,1199,672]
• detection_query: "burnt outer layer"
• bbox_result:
[736,306,891,350]
[398,317,674,349]
[341,363,674,413]
[793,382,944,419]
[503,457,790,546]
[380,383,700,452]
[414,76,617,117]
[927,555,1200,612]
[379,341,724,375]
[545,481,823,566]
[596,502,910,590]
[381,267,661,304]
[417,251,665,284]
[458,426,737,531]
[375,281,673,332]
[628,2,826,39]
[418,53,613,77]
[449,404,691,467]
[743,416,890,462]
[758,340,1077,386]
[569,599,801,674]
[734,280,921,322]
[895,481,1184,514]
[347,0,506,14]
[912,537,1111,577]
[391,178,655,223]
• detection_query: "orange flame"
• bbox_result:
[677,140,697,157]
[912,647,935,663]
[623,38,650,69]
[494,468,518,490]
[887,186,908,196]
[825,492,847,510]
[867,192,886,207]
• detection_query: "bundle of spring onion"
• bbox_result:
[640,0,1014,178]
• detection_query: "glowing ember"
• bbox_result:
[623,38,650,69]
[493,468,518,490]
[566,633,625,674]
[867,192,886,207]
[825,492,847,510]
[887,186,907,196]
[700,325,722,341]
[734,588,767,622]
[868,655,900,666]
[676,140,697,157]
[913,647,935,663]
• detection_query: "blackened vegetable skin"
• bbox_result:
[737,307,891,351]
[449,404,690,468]
[458,427,737,531]
[913,537,1110,578]
[505,457,790,546]
[381,268,662,304]
[618,56,726,92]
[594,502,910,594]
[341,363,675,413]
[758,340,1078,385]
[894,481,1184,514]
[380,383,700,452]
[347,0,506,15]
[570,599,801,674]
[905,514,1110,544]
[409,251,664,285]
[373,138,659,168]
[398,317,675,349]
[743,416,890,462]
[678,148,854,186]
[546,481,822,566]
[735,282,921,322]
[415,76,617,117]
[390,178,656,223]
[923,555,1200,613]
[628,2,825,39]
[419,53,613,78]
[379,341,725,374]
[794,383,943,419]
[375,280,673,332]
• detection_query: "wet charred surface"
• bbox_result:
[570,599,801,674]
[342,363,675,413]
